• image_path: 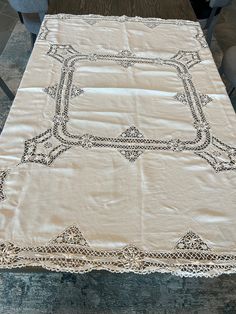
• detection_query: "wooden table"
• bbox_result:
[48,0,197,21]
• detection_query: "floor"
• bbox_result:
[0,271,236,314]
[0,0,236,313]
[0,0,18,54]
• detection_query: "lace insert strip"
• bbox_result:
[1,226,236,278]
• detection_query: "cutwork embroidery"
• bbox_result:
[199,93,213,107]
[143,21,161,29]
[195,29,208,48]
[1,46,235,203]
[120,126,144,139]
[118,127,144,161]
[0,226,236,277]
[168,139,185,152]
[0,170,8,202]
[43,45,234,170]
[117,50,136,68]
[119,150,143,162]
[50,14,199,28]
[44,84,84,100]
[175,231,210,251]
[195,137,236,172]
[21,129,71,166]
[38,19,49,41]
[81,134,95,149]
[175,91,212,107]
[83,18,97,26]
[174,92,188,106]
[79,15,198,28]
[49,225,88,246]
[42,45,215,166]
[171,50,201,69]
[37,15,200,42]
[43,84,58,99]
[70,85,84,98]
[53,114,69,124]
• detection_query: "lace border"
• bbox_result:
[44,14,199,25]
[38,14,203,47]
[1,227,236,278]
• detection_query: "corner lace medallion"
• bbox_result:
[195,137,236,172]
[21,128,71,166]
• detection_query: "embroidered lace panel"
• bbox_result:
[1,15,235,278]
[38,15,199,42]
[0,170,8,202]
[1,45,236,203]
[0,226,236,278]
[38,15,205,51]
[29,45,235,171]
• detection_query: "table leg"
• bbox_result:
[0,77,15,101]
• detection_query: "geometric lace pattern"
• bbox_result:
[0,226,236,278]
[19,46,236,171]
[0,170,8,202]
[175,230,210,251]
[38,14,200,41]
[1,44,236,202]
[1,16,235,277]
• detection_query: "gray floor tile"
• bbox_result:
[1,0,18,19]
[0,0,7,11]
[0,12,17,54]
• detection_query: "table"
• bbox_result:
[0,14,236,277]
[48,0,197,21]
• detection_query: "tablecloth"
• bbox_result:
[0,14,236,277]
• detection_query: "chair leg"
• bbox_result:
[30,33,37,48]
[229,87,235,97]
[206,7,218,46]
[0,77,15,101]
[17,12,24,24]
[218,64,224,76]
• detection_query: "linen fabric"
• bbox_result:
[0,14,236,277]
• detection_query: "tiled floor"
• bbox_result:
[0,0,18,54]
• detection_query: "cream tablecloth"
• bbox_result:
[0,14,236,277]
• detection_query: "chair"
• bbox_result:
[8,0,48,46]
[205,0,232,45]
[0,77,15,101]
[219,46,236,98]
